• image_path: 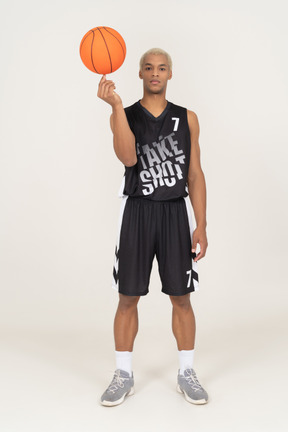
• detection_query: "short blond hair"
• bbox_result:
[139,48,172,70]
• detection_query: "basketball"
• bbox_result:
[79,26,126,74]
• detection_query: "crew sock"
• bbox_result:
[178,349,195,375]
[115,351,133,377]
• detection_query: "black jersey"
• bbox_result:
[119,101,191,201]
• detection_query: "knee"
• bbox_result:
[118,294,140,313]
[170,294,191,311]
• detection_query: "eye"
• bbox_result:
[145,67,151,70]
[160,68,166,71]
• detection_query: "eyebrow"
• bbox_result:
[144,63,168,67]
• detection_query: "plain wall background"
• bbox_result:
[0,0,288,430]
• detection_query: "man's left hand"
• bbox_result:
[191,227,208,262]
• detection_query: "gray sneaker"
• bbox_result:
[177,368,208,404]
[101,369,134,406]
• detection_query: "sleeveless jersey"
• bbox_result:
[120,100,191,201]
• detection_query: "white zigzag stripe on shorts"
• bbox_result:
[184,196,199,291]
[112,195,128,291]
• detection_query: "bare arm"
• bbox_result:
[187,110,208,262]
[97,75,137,167]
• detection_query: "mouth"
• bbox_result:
[150,80,160,84]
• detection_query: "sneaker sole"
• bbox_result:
[177,384,208,405]
[101,387,134,407]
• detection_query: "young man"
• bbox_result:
[97,48,208,406]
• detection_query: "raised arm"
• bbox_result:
[97,75,137,167]
[187,110,208,262]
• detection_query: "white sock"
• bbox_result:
[115,351,132,376]
[178,349,195,375]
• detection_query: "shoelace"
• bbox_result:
[184,369,203,392]
[107,371,129,394]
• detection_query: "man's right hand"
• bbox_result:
[97,74,122,107]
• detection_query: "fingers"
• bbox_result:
[191,232,208,262]
[191,232,197,254]
[97,75,122,107]
[100,74,106,84]
[97,75,106,95]
[97,74,116,100]
[101,82,114,98]
[194,248,205,262]
[98,82,116,100]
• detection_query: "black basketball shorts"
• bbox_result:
[112,196,199,296]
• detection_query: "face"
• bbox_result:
[139,54,172,95]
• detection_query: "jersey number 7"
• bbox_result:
[172,117,179,132]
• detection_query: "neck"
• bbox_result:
[140,93,168,114]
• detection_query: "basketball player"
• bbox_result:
[97,48,208,406]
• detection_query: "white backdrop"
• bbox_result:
[1,0,288,431]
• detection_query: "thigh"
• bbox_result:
[117,197,156,296]
[157,198,199,296]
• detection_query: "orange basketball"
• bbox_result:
[79,26,126,74]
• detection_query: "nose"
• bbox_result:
[152,68,159,76]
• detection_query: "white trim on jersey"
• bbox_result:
[112,195,129,291]
[184,196,200,291]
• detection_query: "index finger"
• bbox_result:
[99,74,106,85]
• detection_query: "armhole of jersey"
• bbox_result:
[185,108,191,131]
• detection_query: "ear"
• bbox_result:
[139,70,143,79]
[168,70,172,80]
